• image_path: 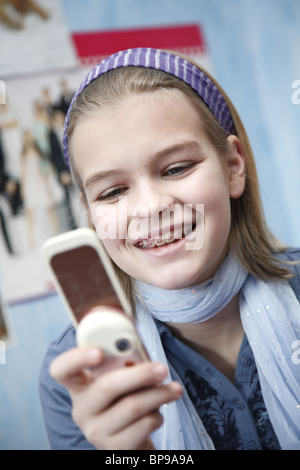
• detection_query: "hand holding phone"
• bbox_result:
[42,228,148,372]
[42,229,182,450]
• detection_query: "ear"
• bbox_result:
[226,135,246,199]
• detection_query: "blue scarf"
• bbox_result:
[135,252,300,450]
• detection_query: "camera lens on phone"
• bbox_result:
[115,338,131,352]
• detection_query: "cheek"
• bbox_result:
[100,236,135,280]
[184,169,230,210]
[89,201,128,241]
[100,237,119,259]
[89,202,133,270]
[203,182,230,214]
[204,186,232,245]
[189,173,232,239]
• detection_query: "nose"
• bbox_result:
[129,178,175,219]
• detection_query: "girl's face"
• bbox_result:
[71,89,245,289]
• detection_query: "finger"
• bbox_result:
[49,347,103,389]
[100,381,182,436]
[80,362,170,414]
[83,409,162,450]
[138,438,156,451]
[106,411,163,450]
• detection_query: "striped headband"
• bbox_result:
[63,47,236,166]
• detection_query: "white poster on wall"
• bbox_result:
[0,0,77,78]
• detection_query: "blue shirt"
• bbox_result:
[156,321,280,450]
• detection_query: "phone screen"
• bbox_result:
[51,245,123,323]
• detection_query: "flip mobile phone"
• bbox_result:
[41,228,148,372]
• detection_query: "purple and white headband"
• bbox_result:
[63,47,236,166]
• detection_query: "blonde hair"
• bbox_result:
[66,58,293,288]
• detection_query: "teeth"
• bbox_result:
[183,224,193,236]
[164,233,174,244]
[137,224,193,248]
[155,237,165,246]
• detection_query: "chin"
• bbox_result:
[141,270,202,291]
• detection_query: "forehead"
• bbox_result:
[70,89,209,178]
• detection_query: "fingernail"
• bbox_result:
[153,363,167,378]
[170,381,183,397]
[86,348,102,362]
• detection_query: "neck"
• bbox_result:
[166,293,244,382]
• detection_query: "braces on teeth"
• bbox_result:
[137,224,193,248]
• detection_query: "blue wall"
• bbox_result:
[1,0,300,450]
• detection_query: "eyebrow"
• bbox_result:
[85,168,124,191]
[84,140,201,190]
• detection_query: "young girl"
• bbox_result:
[39,48,300,451]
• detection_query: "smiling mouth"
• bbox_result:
[135,224,195,249]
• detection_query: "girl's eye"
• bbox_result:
[97,187,127,201]
[164,162,195,177]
